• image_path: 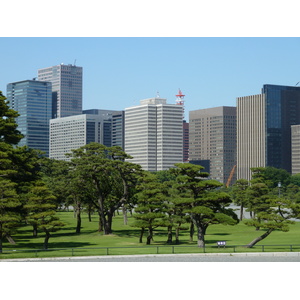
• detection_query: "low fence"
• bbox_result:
[1,244,300,259]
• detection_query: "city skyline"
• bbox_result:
[1,37,300,121]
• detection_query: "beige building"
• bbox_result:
[189,106,236,184]
[291,125,300,175]
[125,97,183,171]
[237,94,266,181]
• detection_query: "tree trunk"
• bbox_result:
[43,231,51,250]
[146,227,153,245]
[88,209,92,222]
[246,228,274,248]
[106,212,113,234]
[196,226,206,248]
[166,225,173,244]
[76,209,81,234]
[240,204,244,221]
[175,227,180,244]
[0,231,2,254]
[189,222,194,242]
[97,212,103,232]
[33,224,38,237]
[5,235,16,244]
[123,205,128,225]
[139,227,144,243]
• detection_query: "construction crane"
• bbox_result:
[226,165,236,188]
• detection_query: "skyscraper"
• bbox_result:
[291,124,300,175]
[38,63,82,118]
[125,97,183,171]
[189,106,236,184]
[237,84,300,180]
[111,111,125,149]
[183,120,189,162]
[6,79,52,156]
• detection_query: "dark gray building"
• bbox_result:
[189,106,236,184]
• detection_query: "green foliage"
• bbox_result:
[251,166,291,188]
[240,167,300,247]
[0,91,23,145]
[153,169,176,182]
[24,181,64,249]
[170,163,238,247]
[132,173,167,244]
[67,142,143,234]
[0,178,22,252]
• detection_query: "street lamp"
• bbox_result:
[278,182,281,198]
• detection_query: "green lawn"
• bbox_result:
[1,210,300,259]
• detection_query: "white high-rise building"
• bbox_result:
[125,97,183,171]
[49,110,118,161]
[38,63,83,118]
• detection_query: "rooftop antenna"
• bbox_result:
[175,88,185,119]
[296,82,300,86]
[74,59,77,66]
[156,91,160,98]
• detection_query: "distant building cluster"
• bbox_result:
[6,63,300,185]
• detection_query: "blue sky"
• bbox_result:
[1,37,300,120]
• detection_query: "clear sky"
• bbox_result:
[1,37,300,121]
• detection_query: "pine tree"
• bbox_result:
[132,173,167,244]
[0,179,22,253]
[171,163,239,247]
[24,181,65,249]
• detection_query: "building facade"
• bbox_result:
[6,79,52,156]
[49,109,119,161]
[183,120,189,162]
[38,64,83,118]
[291,125,300,175]
[111,111,125,149]
[237,84,300,181]
[125,97,183,171]
[189,106,236,184]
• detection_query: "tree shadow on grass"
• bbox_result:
[112,229,145,238]
[210,233,230,236]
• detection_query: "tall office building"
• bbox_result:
[189,106,236,184]
[111,111,125,149]
[183,120,189,162]
[38,63,82,118]
[291,125,300,175]
[237,84,300,181]
[6,79,52,156]
[49,109,121,161]
[125,97,183,171]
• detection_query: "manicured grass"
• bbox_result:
[1,210,300,259]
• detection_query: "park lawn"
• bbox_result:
[1,210,300,259]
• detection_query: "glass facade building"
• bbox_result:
[6,79,52,156]
[263,84,300,172]
[237,84,300,180]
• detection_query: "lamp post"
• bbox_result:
[278,182,281,198]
